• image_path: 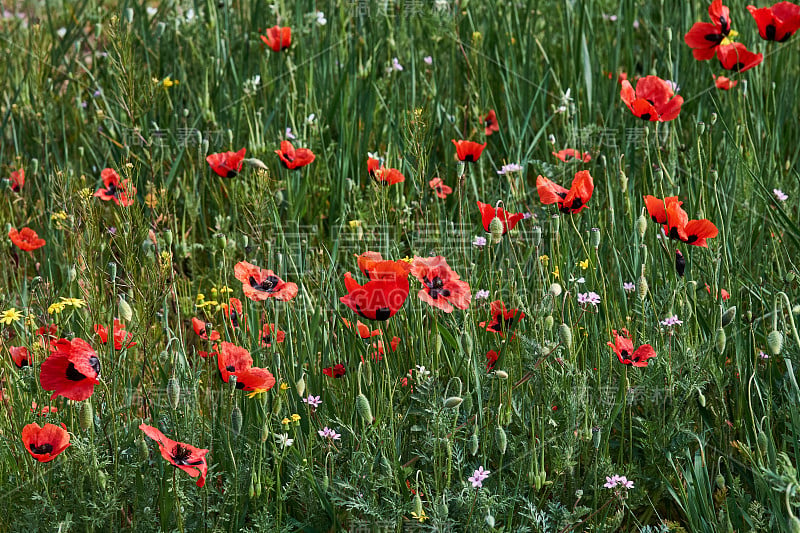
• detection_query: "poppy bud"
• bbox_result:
[123,7,134,23]
[697,122,705,136]
[767,330,783,355]
[549,283,562,298]
[552,214,560,234]
[756,431,768,456]
[162,229,173,248]
[710,169,718,182]
[231,405,243,436]
[243,157,268,171]
[462,393,473,412]
[137,436,149,462]
[675,250,685,277]
[108,262,117,283]
[710,113,717,126]
[558,323,572,350]
[118,296,133,322]
[531,226,542,247]
[791,517,800,533]
[715,474,726,491]
[590,228,601,249]
[434,333,442,358]
[80,401,94,432]
[715,328,726,353]
[544,315,554,331]
[637,274,648,301]
[697,388,707,407]
[488,216,504,244]
[166,377,180,410]
[249,478,255,498]
[356,393,374,425]
[619,169,628,190]
[296,373,306,397]
[495,370,509,379]
[495,426,507,455]
[412,493,423,517]
[261,421,270,442]
[721,306,736,327]
[443,396,463,409]
[469,430,479,455]
[485,514,495,528]
[786,271,796,283]
[460,331,473,356]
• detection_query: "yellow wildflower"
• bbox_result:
[290,413,301,422]
[552,266,560,279]
[0,308,23,325]
[47,302,68,315]
[60,297,86,308]
[161,76,179,88]
[539,255,550,265]
[348,220,362,228]
[280,382,289,391]
[577,259,589,270]
[411,510,429,522]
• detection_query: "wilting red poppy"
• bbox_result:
[22,422,70,462]
[275,140,315,170]
[684,0,733,60]
[620,76,683,122]
[705,284,731,300]
[340,259,410,321]
[713,74,738,90]
[9,227,46,251]
[367,157,382,178]
[10,346,31,368]
[410,256,471,313]
[429,178,452,199]
[486,349,499,371]
[323,363,346,378]
[261,26,291,52]
[206,148,246,178]
[452,140,487,162]
[234,261,298,302]
[716,42,764,72]
[222,298,244,329]
[536,170,594,214]
[217,341,253,383]
[94,319,136,350]
[10,168,24,192]
[607,329,657,367]
[747,2,800,41]
[482,110,499,136]
[259,323,286,347]
[644,195,682,224]
[40,338,100,401]
[341,318,382,339]
[665,202,719,247]
[232,367,276,392]
[553,149,591,163]
[93,168,135,206]
[479,300,525,337]
[192,317,221,341]
[476,201,525,235]
[139,424,209,488]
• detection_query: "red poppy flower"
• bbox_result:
[371,336,401,360]
[553,149,592,163]
[22,422,70,462]
[410,256,471,313]
[9,227,46,251]
[206,148,246,178]
[476,201,525,235]
[217,341,253,383]
[93,168,135,206]
[232,367,276,392]
[233,261,298,302]
[10,168,24,192]
[31,402,58,416]
[620,76,683,122]
[482,110,499,136]
[261,26,291,52]
[323,363,346,378]
[373,166,406,186]
[367,157,382,178]
[340,260,410,321]
[644,195,683,224]
[94,319,136,350]
[705,284,731,300]
[341,318,382,339]
[222,298,244,330]
[275,140,315,170]
[452,140,487,162]
[747,2,800,41]
[139,424,209,487]
[479,300,524,337]
[40,338,100,401]
[10,346,31,368]
[36,324,58,351]
[607,329,657,367]
[716,42,764,72]
[428,178,452,199]
[486,349,499,371]
[192,317,221,341]
[665,202,719,247]
[259,323,286,347]
[536,170,594,214]
[355,251,413,281]
[684,0,733,60]
[713,74,738,90]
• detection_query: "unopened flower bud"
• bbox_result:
[544,315,554,331]
[710,112,717,126]
[231,405,243,436]
[296,373,306,397]
[118,296,133,322]
[715,474,726,491]
[166,377,180,409]
[558,323,572,350]
[697,122,705,136]
[443,396,463,409]
[413,493,423,516]
[261,421,270,442]
[495,426,507,455]
[697,388,707,407]
[637,275,648,301]
[636,214,648,239]
[485,514,495,528]
[590,228,601,249]
[469,430,479,455]
[488,216,504,244]
[137,436,149,462]
[531,226,542,247]
[460,331,473,356]
[80,401,93,432]
[495,370,509,379]
[619,169,628,189]
[715,328,727,354]
[767,330,783,355]
[721,306,736,327]
[356,393,374,425]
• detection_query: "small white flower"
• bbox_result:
[285,127,296,140]
[306,113,316,124]
[774,188,788,202]
[423,56,433,65]
[415,365,431,378]
[391,57,404,71]
[276,433,294,448]
[56,27,67,38]
[497,163,523,175]
[473,236,487,247]
[315,11,327,25]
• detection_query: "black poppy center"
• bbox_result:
[230,310,239,328]
[226,364,235,372]
[249,275,280,292]
[262,334,272,345]
[65,362,88,382]
[89,356,100,375]
[464,155,475,162]
[105,182,119,198]
[556,191,567,200]
[30,443,54,455]
[639,113,652,121]
[668,227,682,240]
[620,349,629,359]
[424,276,451,300]
[170,444,202,466]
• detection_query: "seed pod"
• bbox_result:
[166,378,180,409]
[552,214,560,234]
[592,427,601,449]
[697,388,707,407]
[715,474,726,491]
[231,405,243,436]
[636,214,647,239]
[637,274,648,301]
[590,228,601,249]
[356,393,374,425]
[118,296,133,322]
[489,216,504,244]
[715,328,727,354]
[548,283,562,298]
[137,436,149,462]
[558,323,572,350]
[544,315,554,331]
[495,426,507,455]
[108,262,117,283]
[697,122,705,136]
[767,330,784,355]
[80,401,93,432]
[721,306,736,327]
[443,396,463,409]
[456,161,466,178]
[460,331,473,356]
[531,226,542,247]
[413,493,423,517]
